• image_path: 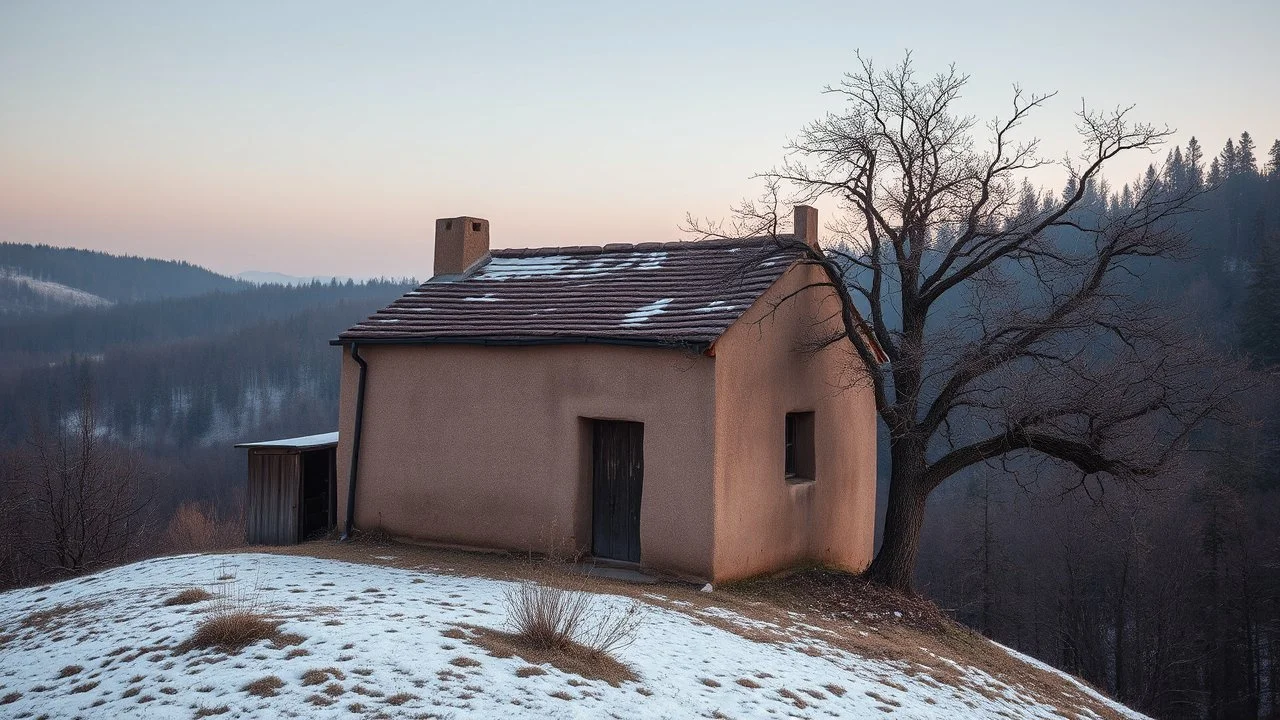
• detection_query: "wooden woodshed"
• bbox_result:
[235,432,338,545]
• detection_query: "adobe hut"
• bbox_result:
[236,432,338,545]
[333,207,884,582]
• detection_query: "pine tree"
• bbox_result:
[1237,132,1258,176]
[1240,233,1280,364]
[1119,183,1134,212]
[1186,136,1205,189]
[1267,139,1280,178]
[1221,138,1238,178]
[1208,157,1223,186]
[1165,146,1187,192]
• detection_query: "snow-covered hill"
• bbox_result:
[0,553,1145,719]
[0,269,113,311]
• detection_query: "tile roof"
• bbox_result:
[336,237,803,348]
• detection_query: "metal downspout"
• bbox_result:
[341,342,368,541]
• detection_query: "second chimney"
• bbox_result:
[793,205,819,248]
[433,216,490,277]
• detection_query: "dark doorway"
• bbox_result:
[299,448,335,540]
[591,419,644,563]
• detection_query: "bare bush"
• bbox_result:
[13,387,153,577]
[163,502,244,553]
[502,581,643,656]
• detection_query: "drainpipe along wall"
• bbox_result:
[342,342,368,540]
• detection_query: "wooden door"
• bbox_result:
[591,420,644,563]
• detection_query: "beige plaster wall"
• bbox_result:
[336,343,718,579]
[710,262,878,582]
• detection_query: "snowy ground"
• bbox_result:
[0,553,1146,719]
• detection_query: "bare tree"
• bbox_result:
[15,386,153,576]
[689,53,1245,592]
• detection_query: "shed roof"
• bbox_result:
[336,237,802,349]
[234,432,339,450]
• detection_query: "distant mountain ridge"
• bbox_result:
[0,242,245,307]
[237,270,348,286]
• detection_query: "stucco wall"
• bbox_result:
[710,263,878,581]
[335,343,718,579]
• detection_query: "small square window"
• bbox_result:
[784,411,815,482]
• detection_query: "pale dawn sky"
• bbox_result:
[1,0,1277,278]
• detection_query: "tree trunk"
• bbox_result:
[864,440,929,592]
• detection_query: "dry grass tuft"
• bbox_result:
[306,693,336,707]
[515,665,547,678]
[19,600,104,633]
[700,678,722,687]
[450,656,481,668]
[57,665,83,678]
[242,676,285,698]
[163,588,213,607]
[778,688,808,709]
[301,667,346,686]
[824,683,847,697]
[181,612,282,652]
[736,677,761,689]
[70,681,100,694]
[466,625,637,687]
[1,692,21,705]
[384,692,418,706]
[194,705,230,717]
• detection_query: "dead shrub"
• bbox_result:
[503,581,643,657]
[163,502,244,553]
[163,588,213,607]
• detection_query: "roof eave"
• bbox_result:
[329,335,712,353]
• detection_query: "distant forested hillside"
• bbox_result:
[0,242,245,309]
[0,240,415,585]
[0,279,408,363]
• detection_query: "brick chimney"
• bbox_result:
[793,205,819,248]
[433,216,490,277]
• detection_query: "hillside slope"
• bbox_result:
[0,552,1144,719]
[0,243,244,309]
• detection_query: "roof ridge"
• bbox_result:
[489,235,787,259]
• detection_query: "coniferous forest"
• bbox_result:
[0,134,1277,719]
[916,134,1280,719]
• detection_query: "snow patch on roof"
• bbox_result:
[473,251,670,281]
[464,294,500,302]
[234,431,338,449]
[621,298,674,325]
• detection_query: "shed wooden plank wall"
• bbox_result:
[246,451,300,545]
